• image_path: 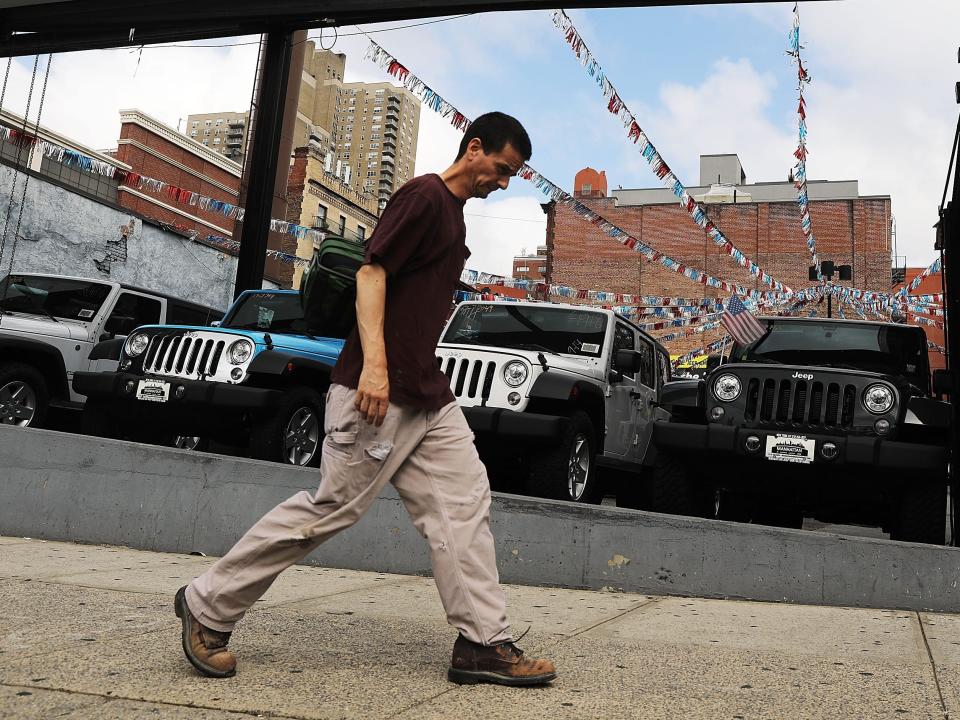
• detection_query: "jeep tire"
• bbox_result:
[890,483,947,545]
[647,449,711,517]
[0,362,49,428]
[526,410,601,504]
[250,386,325,467]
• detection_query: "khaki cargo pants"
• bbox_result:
[186,383,512,645]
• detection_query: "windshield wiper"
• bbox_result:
[512,343,559,355]
[21,307,61,323]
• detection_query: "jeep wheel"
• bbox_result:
[647,450,711,517]
[526,411,601,504]
[0,362,48,428]
[890,483,947,544]
[250,386,324,467]
[171,436,209,452]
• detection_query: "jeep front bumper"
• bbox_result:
[653,421,946,471]
[462,406,569,441]
[73,370,283,435]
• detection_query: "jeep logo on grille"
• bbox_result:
[792,372,814,380]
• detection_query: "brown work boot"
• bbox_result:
[448,634,556,686]
[174,586,237,678]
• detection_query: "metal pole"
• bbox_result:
[233,29,295,297]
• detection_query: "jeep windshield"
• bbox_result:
[730,319,928,383]
[222,292,316,336]
[0,275,111,321]
[442,304,607,358]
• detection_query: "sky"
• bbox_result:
[1,1,958,282]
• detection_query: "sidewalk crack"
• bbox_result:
[917,611,950,719]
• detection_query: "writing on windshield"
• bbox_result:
[224,294,312,335]
[443,304,607,357]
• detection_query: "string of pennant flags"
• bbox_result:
[672,337,730,367]
[0,125,327,249]
[550,9,792,295]
[364,38,936,322]
[786,3,821,281]
[366,40,785,301]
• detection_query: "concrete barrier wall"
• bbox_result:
[2,424,959,612]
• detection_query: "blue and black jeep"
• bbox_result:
[73,288,345,467]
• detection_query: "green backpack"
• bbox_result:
[299,235,365,338]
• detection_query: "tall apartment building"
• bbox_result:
[298,44,420,209]
[184,111,250,164]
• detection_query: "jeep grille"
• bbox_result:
[743,378,857,429]
[438,356,497,401]
[141,332,226,381]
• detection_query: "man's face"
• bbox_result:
[467,140,526,199]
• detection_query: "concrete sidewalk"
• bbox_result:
[0,537,956,719]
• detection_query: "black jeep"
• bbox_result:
[651,317,950,544]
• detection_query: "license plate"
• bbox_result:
[765,434,815,464]
[136,379,170,403]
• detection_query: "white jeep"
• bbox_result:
[0,272,223,428]
[436,300,672,504]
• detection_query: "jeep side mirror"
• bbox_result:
[933,369,952,397]
[614,349,643,374]
[104,315,136,337]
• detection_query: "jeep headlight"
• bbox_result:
[863,383,894,414]
[227,339,254,365]
[713,373,742,402]
[124,331,150,357]
[502,360,528,387]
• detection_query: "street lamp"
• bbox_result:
[809,260,852,318]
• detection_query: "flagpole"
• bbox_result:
[718,334,729,366]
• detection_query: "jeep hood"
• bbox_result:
[0,312,89,341]
[137,325,345,357]
[438,343,601,379]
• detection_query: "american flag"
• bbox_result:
[721,295,766,346]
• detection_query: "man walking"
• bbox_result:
[175,112,556,686]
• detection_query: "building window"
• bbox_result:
[205,120,212,126]
[215,119,222,126]
[315,205,327,228]
[581,184,592,195]
[357,226,366,241]
[516,266,530,272]
[338,215,346,235]
[367,171,375,177]
[538,266,546,273]
[213,137,220,144]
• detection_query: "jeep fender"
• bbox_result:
[905,396,951,428]
[659,379,703,410]
[247,350,335,390]
[89,338,126,361]
[0,337,70,398]
[527,373,605,440]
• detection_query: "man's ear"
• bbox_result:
[466,137,484,158]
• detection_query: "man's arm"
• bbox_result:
[354,263,389,426]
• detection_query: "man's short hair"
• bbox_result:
[455,112,532,162]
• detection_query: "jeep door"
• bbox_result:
[82,291,164,394]
[627,334,658,462]
[605,321,639,457]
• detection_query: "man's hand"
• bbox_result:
[356,362,389,426]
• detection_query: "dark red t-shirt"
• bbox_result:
[330,174,468,410]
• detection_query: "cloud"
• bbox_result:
[463,195,548,277]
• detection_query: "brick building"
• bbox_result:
[115,109,293,287]
[545,154,892,355]
[894,267,945,374]
[286,139,380,288]
[513,245,548,281]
